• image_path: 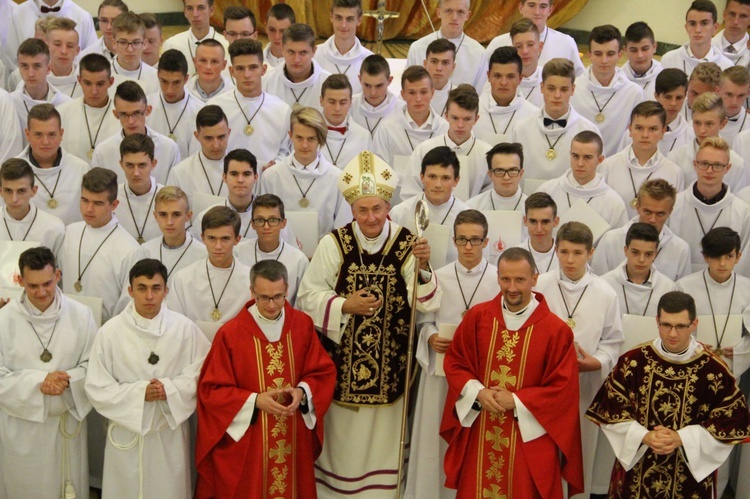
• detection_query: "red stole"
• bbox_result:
[440,293,584,498]
[195,301,336,498]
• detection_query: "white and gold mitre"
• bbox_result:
[337,150,399,204]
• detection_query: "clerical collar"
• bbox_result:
[692,182,728,205]
[28,148,63,169]
[655,337,699,361]
[501,298,531,316]
[625,265,652,286]
[250,303,284,324]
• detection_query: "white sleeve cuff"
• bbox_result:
[513,394,547,442]
[298,382,316,430]
[601,421,650,471]
[226,393,257,442]
[457,379,484,427]
[677,425,734,482]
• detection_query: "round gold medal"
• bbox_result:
[137,236,145,244]
[47,198,58,209]
[630,198,638,208]
[546,148,557,160]
[566,317,576,328]
[211,308,223,321]
[292,102,302,111]
[88,148,94,159]
[168,133,177,141]
[40,349,52,363]
[595,113,606,123]
[299,198,310,208]
[244,124,254,136]
[74,281,83,292]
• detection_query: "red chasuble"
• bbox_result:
[195,301,336,498]
[586,342,750,498]
[440,293,584,498]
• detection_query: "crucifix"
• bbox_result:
[363,0,400,55]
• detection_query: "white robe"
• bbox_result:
[58,96,121,166]
[621,60,663,101]
[515,238,560,274]
[0,0,17,72]
[314,36,373,94]
[146,91,203,159]
[350,91,400,137]
[669,140,747,193]
[0,290,96,499]
[10,65,82,100]
[571,67,644,157]
[166,150,225,200]
[534,269,624,495]
[518,67,544,109]
[0,88,23,162]
[114,180,164,244]
[537,171,628,230]
[321,117,372,169]
[591,216,692,281]
[85,302,209,499]
[660,44,734,77]
[720,107,750,146]
[59,216,139,322]
[235,238,309,305]
[602,261,676,318]
[10,84,70,135]
[713,29,750,66]
[161,27,229,77]
[510,107,600,183]
[129,233,207,285]
[466,186,526,212]
[263,43,284,69]
[110,58,160,100]
[0,204,65,256]
[406,30,485,88]
[430,82,453,119]
[372,106,449,167]
[401,133,492,202]
[296,220,441,497]
[207,90,292,168]
[600,147,685,219]
[76,36,115,65]
[17,145,88,226]
[167,257,251,325]
[92,127,181,186]
[259,153,352,240]
[474,89,538,147]
[406,259,499,499]
[262,60,331,113]
[185,73,234,103]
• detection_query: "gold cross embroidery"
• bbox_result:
[491,365,517,389]
[269,377,291,404]
[482,484,508,499]
[269,439,292,464]
[485,427,510,451]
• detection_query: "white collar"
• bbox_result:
[627,146,661,169]
[654,336,701,361]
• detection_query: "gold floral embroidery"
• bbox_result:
[269,465,288,494]
[495,330,519,363]
[265,344,285,376]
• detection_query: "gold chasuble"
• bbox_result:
[587,342,750,498]
[323,222,415,405]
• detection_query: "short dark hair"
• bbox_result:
[446,84,479,113]
[114,80,147,105]
[637,178,678,205]
[625,222,660,246]
[589,24,622,50]
[158,49,189,75]
[658,291,697,322]
[542,58,575,84]
[196,105,228,130]
[251,259,288,287]
[688,0,719,23]
[630,101,667,127]
[139,12,161,33]
[267,3,296,23]
[321,73,353,98]
[556,221,593,251]
[360,54,390,77]
[112,11,145,37]
[223,148,257,175]
[19,246,56,277]
[488,46,522,74]
[421,146,460,177]
[525,191,557,217]
[331,0,363,16]
[27,103,61,129]
[223,5,256,30]
[572,130,603,156]
[82,167,118,203]
[18,38,49,59]
[655,68,688,95]
[202,205,241,236]
[401,65,432,89]
[80,53,112,76]
[229,38,263,63]
[426,38,456,59]
[252,193,286,219]
[624,21,655,44]
[196,38,226,59]
[0,158,34,186]
[282,23,316,48]
[510,17,539,40]
[498,247,537,274]
[486,142,524,170]
[129,258,168,286]
[120,133,155,161]
[701,227,741,258]
[98,0,129,16]
[454,209,488,238]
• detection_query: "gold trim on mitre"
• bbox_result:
[338,150,398,204]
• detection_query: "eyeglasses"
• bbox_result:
[253,292,286,304]
[454,236,485,246]
[657,322,692,333]
[116,110,146,120]
[695,160,729,172]
[490,168,521,178]
[225,31,256,39]
[251,217,283,227]
[115,39,144,49]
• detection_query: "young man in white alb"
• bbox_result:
[622,22,662,101]
[349,54,399,137]
[208,39,290,172]
[475,46,538,146]
[141,15,163,69]
[712,0,750,66]
[29,17,82,99]
[263,3,295,69]
[372,66,448,167]
[406,0,485,88]
[0,88,23,163]
[161,0,228,77]
[652,68,692,155]
[601,101,685,219]
[423,38,457,119]
[661,0,733,76]
[467,141,527,213]
[314,0,372,94]
[77,0,128,63]
[401,85,492,202]
[185,40,234,103]
[684,61,722,123]
[509,18,545,108]
[571,25,643,157]
[516,192,560,274]
[319,74,371,169]
[718,66,750,144]
[538,130,628,228]
[510,58,599,183]
[58,54,120,166]
[109,12,159,96]
[263,23,331,113]
[92,81,180,186]
[222,5,258,46]
[593,178,692,281]
[147,49,202,159]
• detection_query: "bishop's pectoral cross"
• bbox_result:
[363,0,400,55]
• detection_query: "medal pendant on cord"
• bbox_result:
[211,308,222,321]
[567,317,576,328]
[137,236,145,244]
[88,149,94,159]
[47,198,58,209]
[630,198,638,208]
[595,113,606,123]
[299,197,310,208]
[169,133,177,141]
[546,148,557,160]
[244,124,254,136]
[292,102,302,111]
[40,349,52,363]
[74,281,83,292]
[148,352,160,365]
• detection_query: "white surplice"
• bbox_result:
[350,91,400,138]
[161,27,229,77]
[602,261,676,318]
[262,60,331,113]
[372,106,449,167]
[321,117,372,169]
[407,30,485,88]
[622,60,663,101]
[0,88,23,162]
[235,238,309,306]
[166,150,225,200]
[0,204,65,257]
[314,36,373,94]
[146,91,203,159]
[474,89,538,146]
[58,96,121,166]
[668,140,747,193]
[114,179,164,243]
[660,44,733,77]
